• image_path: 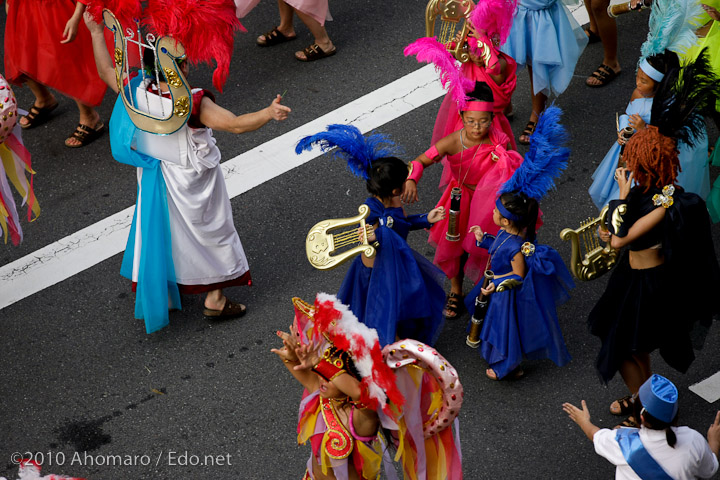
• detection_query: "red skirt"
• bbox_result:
[4,0,108,106]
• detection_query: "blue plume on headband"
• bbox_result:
[295,124,402,180]
[499,105,570,200]
[640,0,702,62]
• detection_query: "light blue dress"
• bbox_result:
[588,97,710,210]
[501,0,588,96]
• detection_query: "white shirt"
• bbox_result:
[593,426,719,480]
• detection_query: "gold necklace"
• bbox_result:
[458,129,480,188]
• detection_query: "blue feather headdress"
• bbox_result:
[639,0,703,62]
[499,105,570,200]
[295,124,402,180]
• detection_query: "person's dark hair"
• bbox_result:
[366,157,408,199]
[498,192,539,242]
[644,51,680,98]
[142,48,186,82]
[466,81,494,103]
[634,396,679,448]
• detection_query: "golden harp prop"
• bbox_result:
[425,0,475,63]
[306,205,377,270]
[103,9,192,135]
[560,205,618,281]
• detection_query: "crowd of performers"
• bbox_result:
[4,0,720,477]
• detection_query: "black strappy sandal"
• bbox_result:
[443,292,464,319]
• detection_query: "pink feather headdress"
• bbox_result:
[469,0,518,47]
[404,37,475,109]
[88,0,244,92]
[293,294,405,416]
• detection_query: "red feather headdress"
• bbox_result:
[293,294,405,415]
[87,0,243,92]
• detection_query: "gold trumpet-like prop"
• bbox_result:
[560,205,618,281]
[306,205,377,270]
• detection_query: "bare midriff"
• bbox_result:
[629,248,664,269]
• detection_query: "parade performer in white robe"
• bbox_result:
[85,3,290,333]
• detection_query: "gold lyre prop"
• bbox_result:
[425,0,476,63]
[306,205,377,270]
[560,205,618,281]
[103,9,192,135]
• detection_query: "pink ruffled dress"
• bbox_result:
[428,127,523,283]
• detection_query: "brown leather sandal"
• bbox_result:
[518,120,536,145]
[65,123,105,148]
[609,394,635,416]
[256,27,297,47]
[20,102,59,129]
[443,292,464,319]
[203,299,247,320]
[296,43,337,62]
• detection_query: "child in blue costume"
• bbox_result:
[467,192,574,380]
[588,53,710,209]
[501,0,588,144]
[464,106,574,380]
[296,125,447,346]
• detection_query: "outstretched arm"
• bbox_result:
[200,95,290,134]
[84,13,119,93]
[402,134,455,203]
[562,400,601,441]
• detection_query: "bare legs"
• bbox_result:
[618,352,651,394]
[204,289,226,310]
[519,67,547,144]
[18,75,102,146]
[584,0,621,86]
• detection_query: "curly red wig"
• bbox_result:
[624,125,680,191]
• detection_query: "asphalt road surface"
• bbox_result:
[2,2,720,479]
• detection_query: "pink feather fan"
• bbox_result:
[145,0,245,92]
[404,37,474,109]
[469,0,518,46]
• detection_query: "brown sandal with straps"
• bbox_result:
[256,26,297,47]
[610,394,636,416]
[65,122,105,148]
[443,292,464,319]
[295,43,337,62]
[518,120,536,145]
[20,102,59,129]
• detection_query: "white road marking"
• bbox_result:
[0,5,598,310]
[0,65,445,310]
[690,371,720,404]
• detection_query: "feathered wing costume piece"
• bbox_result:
[295,124,402,179]
[651,50,720,148]
[0,78,39,245]
[500,105,570,199]
[404,37,475,108]
[144,0,245,92]
[640,0,703,60]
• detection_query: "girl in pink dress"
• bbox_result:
[403,82,524,318]
[431,0,519,152]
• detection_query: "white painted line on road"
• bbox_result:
[690,371,720,404]
[0,65,445,310]
[1,5,594,310]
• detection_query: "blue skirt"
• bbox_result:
[466,244,574,378]
[501,0,588,96]
[338,227,446,347]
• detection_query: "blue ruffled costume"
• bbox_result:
[465,230,574,378]
[501,0,588,96]
[337,197,446,346]
[589,97,710,209]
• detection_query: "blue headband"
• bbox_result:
[639,374,679,423]
[639,58,664,82]
[495,198,522,222]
